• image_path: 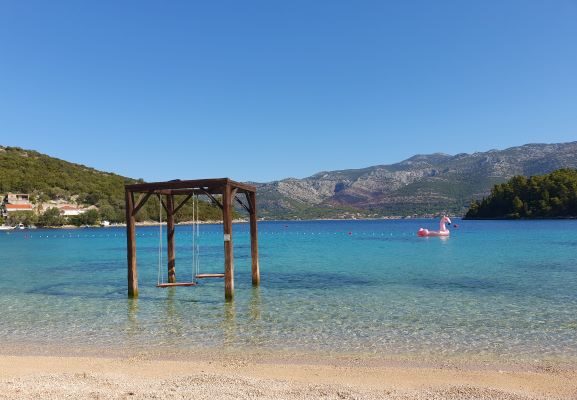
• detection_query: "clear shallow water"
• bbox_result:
[0,219,576,361]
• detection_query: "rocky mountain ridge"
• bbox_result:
[254,142,577,218]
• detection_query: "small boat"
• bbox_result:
[16,223,25,230]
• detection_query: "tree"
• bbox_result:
[98,204,116,222]
[465,169,577,219]
[70,209,100,226]
[512,196,523,216]
[38,207,65,227]
[6,211,38,226]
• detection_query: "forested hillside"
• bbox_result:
[0,146,135,222]
[465,169,577,219]
[0,146,226,224]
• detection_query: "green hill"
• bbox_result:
[464,169,577,219]
[0,146,224,225]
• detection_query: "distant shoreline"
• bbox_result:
[6,216,438,229]
[12,215,577,230]
[463,216,577,220]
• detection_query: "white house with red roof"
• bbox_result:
[58,205,86,216]
[1,193,34,217]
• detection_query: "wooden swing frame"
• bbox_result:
[125,178,259,301]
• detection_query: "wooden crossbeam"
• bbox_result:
[200,188,223,209]
[126,178,256,193]
[132,192,152,216]
[134,192,147,209]
[173,194,193,214]
[244,192,253,212]
[235,196,250,213]
[154,188,219,196]
[160,197,168,213]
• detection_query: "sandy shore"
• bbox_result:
[0,351,576,399]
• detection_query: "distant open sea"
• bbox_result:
[1,219,576,362]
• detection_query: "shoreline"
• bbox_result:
[3,339,577,367]
[1,347,575,399]
[463,216,577,220]
[6,216,464,230]
[6,219,250,230]
[12,216,577,230]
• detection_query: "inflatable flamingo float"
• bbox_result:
[417,216,452,237]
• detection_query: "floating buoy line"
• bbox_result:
[4,230,413,240]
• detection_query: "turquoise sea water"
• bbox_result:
[0,219,576,361]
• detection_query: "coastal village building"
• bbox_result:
[5,193,30,204]
[58,205,85,216]
[1,193,34,217]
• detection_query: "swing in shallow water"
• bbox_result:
[155,193,223,288]
[125,178,260,300]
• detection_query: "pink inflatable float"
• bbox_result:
[417,216,452,237]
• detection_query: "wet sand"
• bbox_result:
[0,350,575,399]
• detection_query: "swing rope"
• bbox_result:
[193,193,224,281]
[192,193,200,281]
[156,192,219,288]
[157,194,163,286]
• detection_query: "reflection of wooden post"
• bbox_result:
[166,195,176,283]
[126,190,138,297]
[223,184,234,301]
[249,191,260,286]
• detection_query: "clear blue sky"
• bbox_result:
[1,1,576,182]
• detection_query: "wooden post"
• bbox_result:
[166,194,176,283]
[126,190,138,297]
[223,184,234,301]
[248,191,260,286]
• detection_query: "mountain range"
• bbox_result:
[1,142,577,219]
[252,141,577,219]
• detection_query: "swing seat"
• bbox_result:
[195,273,225,279]
[156,282,197,288]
